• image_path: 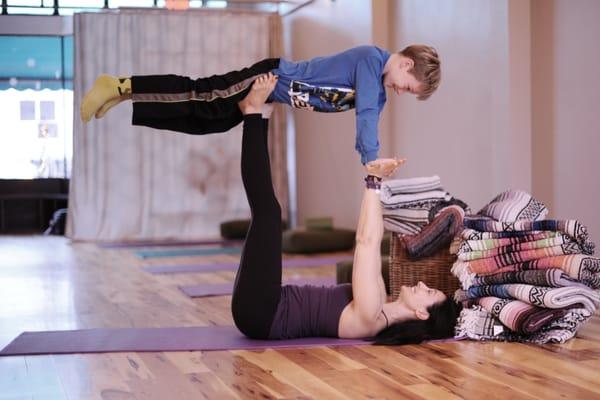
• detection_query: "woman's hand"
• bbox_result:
[365,158,406,178]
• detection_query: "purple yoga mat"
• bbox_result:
[0,326,371,355]
[180,276,337,298]
[98,239,243,249]
[143,255,354,275]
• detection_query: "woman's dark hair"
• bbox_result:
[374,297,463,345]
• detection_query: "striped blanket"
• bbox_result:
[382,197,451,235]
[477,190,548,222]
[460,228,550,241]
[402,206,464,259]
[455,305,592,343]
[451,191,597,344]
[453,231,563,254]
[459,244,585,272]
[384,199,469,235]
[455,284,600,312]
[456,235,587,261]
[452,254,600,289]
[382,207,431,223]
[468,269,587,289]
[477,297,574,334]
[463,218,592,250]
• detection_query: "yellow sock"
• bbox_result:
[116,77,131,96]
[95,97,123,119]
[80,75,131,123]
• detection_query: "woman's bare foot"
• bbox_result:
[238,72,278,115]
[366,158,407,178]
[80,75,131,123]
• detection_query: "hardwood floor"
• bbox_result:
[0,235,599,400]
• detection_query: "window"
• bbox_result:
[40,100,55,120]
[0,35,73,179]
[1,0,221,15]
[20,100,35,120]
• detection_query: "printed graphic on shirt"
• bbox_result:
[288,80,355,112]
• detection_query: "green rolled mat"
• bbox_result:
[336,257,391,295]
[305,217,334,231]
[220,219,250,240]
[282,228,355,254]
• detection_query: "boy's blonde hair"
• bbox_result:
[400,45,441,100]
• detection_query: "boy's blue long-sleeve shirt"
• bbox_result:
[270,46,391,164]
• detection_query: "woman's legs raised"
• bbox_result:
[230,74,284,339]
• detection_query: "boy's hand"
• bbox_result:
[365,158,406,178]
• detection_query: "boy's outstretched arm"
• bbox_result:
[355,57,385,164]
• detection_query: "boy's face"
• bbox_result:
[383,58,422,97]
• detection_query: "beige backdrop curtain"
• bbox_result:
[67,9,287,241]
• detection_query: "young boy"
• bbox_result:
[80,45,441,164]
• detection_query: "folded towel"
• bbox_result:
[381,175,441,197]
[381,189,452,208]
[382,207,431,223]
[383,218,423,235]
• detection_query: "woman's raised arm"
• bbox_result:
[350,158,404,326]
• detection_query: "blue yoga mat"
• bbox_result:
[143,255,354,274]
[136,246,243,259]
[99,239,243,249]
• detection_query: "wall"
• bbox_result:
[386,0,533,212]
[282,0,377,228]
[285,0,540,227]
[531,0,600,238]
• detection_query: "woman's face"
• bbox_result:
[397,281,446,319]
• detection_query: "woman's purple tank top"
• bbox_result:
[268,283,353,339]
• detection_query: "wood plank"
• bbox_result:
[201,350,305,399]
[236,349,351,399]
[1,236,600,399]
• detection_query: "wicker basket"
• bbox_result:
[389,233,460,298]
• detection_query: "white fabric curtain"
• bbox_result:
[67,9,287,241]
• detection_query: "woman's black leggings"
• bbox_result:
[231,114,283,339]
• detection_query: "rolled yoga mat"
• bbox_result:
[0,326,372,355]
[143,255,354,275]
[179,276,337,298]
[136,246,243,259]
[98,239,243,249]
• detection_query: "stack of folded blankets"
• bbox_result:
[381,175,469,235]
[452,190,600,344]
